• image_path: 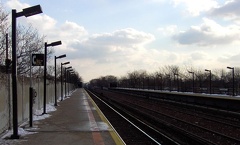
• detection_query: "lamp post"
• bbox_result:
[11,5,42,139]
[5,33,10,73]
[174,73,179,92]
[205,69,212,94]
[5,33,12,130]
[67,69,74,96]
[159,75,163,90]
[154,76,156,90]
[61,62,70,101]
[227,66,235,96]
[168,74,171,92]
[43,41,61,114]
[65,67,72,98]
[54,54,66,106]
[188,71,194,93]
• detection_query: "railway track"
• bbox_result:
[86,89,180,145]
[110,89,240,131]
[89,88,240,145]
[115,93,240,140]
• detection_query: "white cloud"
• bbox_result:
[172,18,240,46]
[30,19,88,44]
[60,21,88,39]
[145,0,166,3]
[219,53,240,66]
[5,0,240,82]
[63,28,159,80]
[158,25,178,36]
[6,0,88,45]
[26,18,88,53]
[6,0,29,10]
[172,0,218,16]
[190,52,206,60]
[26,15,57,32]
[67,28,155,60]
[6,0,57,37]
[91,28,155,46]
[209,0,240,24]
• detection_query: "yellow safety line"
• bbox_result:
[84,89,126,145]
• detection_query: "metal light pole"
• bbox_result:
[168,74,171,92]
[61,62,70,101]
[188,71,194,93]
[174,73,179,92]
[54,54,66,106]
[11,5,42,139]
[67,69,74,96]
[161,76,163,91]
[227,67,235,96]
[6,33,12,130]
[5,33,10,73]
[43,41,61,114]
[69,72,72,90]
[65,67,72,98]
[205,69,212,94]
[154,77,157,90]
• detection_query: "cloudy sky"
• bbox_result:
[3,0,240,82]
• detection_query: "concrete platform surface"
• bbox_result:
[10,88,125,145]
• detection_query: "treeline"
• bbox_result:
[89,65,240,95]
[0,4,82,84]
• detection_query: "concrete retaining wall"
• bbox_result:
[0,72,75,135]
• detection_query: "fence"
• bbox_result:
[0,72,75,135]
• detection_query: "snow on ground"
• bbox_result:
[0,104,57,145]
[33,104,57,121]
[0,90,76,145]
[0,92,73,145]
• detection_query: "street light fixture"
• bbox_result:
[11,5,42,139]
[61,62,70,101]
[188,71,194,93]
[227,66,235,96]
[205,69,212,94]
[48,41,62,46]
[54,54,66,106]
[21,5,42,17]
[43,41,62,114]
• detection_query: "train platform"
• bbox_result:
[9,88,125,145]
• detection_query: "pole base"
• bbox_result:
[42,112,47,115]
[10,134,20,139]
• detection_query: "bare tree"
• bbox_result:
[126,70,147,89]
[118,76,128,88]
[16,25,48,76]
[127,70,143,88]
[154,71,164,90]
[0,4,10,66]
